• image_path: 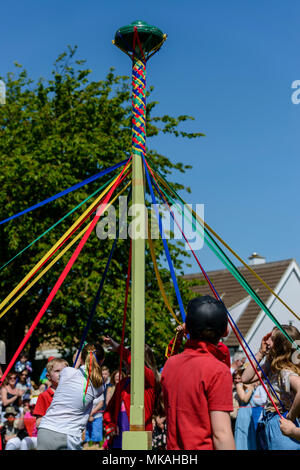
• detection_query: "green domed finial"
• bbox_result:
[113,20,166,60]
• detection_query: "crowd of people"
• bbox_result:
[0,295,299,451]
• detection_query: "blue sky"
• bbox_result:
[1,0,300,274]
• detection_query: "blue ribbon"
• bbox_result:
[149,166,286,411]
[0,159,128,226]
[142,156,186,322]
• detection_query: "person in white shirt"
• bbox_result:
[37,343,105,450]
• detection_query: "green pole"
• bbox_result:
[113,20,166,450]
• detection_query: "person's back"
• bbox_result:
[161,295,235,451]
[39,366,103,438]
[37,343,105,450]
[162,340,233,449]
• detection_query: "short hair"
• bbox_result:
[233,352,245,362]
[46,358,68,374]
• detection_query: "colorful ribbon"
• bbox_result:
[147,160,300,349]
[0,180,131,320]
[0,158,131,386]
[0,159,128,226]
[147,162,285,414]
[143,155,186,322]
[147,225,180,325]
[0,163,131,314]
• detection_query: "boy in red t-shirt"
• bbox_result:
[33,358,68,427]
[161,295,235,450]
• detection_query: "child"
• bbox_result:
[21,397,39,450]
[37,343,105,450]
[242,325,300,450]
[161,295,235,450]
[33,357,68,428]
[233,369,256,450]
[15,353,32,376]
[83,393,104,448]
[16,370,32,401]
[102,336,159,449]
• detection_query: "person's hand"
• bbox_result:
[88,415,95,423]
[280,417,297,437]
[285,411,297,423]
[17,389,25,397]
[72,350,82,368]
[259,332,272,356]
[175,323,186,338]
[102,336,119,352]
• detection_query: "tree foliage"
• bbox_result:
[0,46,204,371]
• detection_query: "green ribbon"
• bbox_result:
[0,175,117,272]
[149,161,299,349]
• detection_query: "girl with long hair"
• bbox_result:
[242,324,300,450]
[37,343,105,450]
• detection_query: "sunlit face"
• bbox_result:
[20,372,28,383]
[47,363,67,387]
[8,375,17,386]
[233,374,242,385]
[102,370,110,383]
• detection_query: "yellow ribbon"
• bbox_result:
[165,330,179,359]
[147,226,180,325]
[0,180,131,319]
[0,165,131,314]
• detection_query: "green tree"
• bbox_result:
[0,46,204,371]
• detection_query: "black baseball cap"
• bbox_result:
[185,295,228,339]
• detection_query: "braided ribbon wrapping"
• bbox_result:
[132,58,146,158]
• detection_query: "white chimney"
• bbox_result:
[248,252,266,265]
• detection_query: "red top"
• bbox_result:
[103,346,155,432]
[166,334,231,369]
[33,388,54,417]
[161,340,233,450]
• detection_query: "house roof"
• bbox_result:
[184,258,293,347]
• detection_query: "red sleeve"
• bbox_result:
[217,342,231,369]
[33,392,49,417]
[207,366,233,412]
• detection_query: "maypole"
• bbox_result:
[113,20,166,450]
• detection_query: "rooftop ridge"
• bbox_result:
[183,258,294,279]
